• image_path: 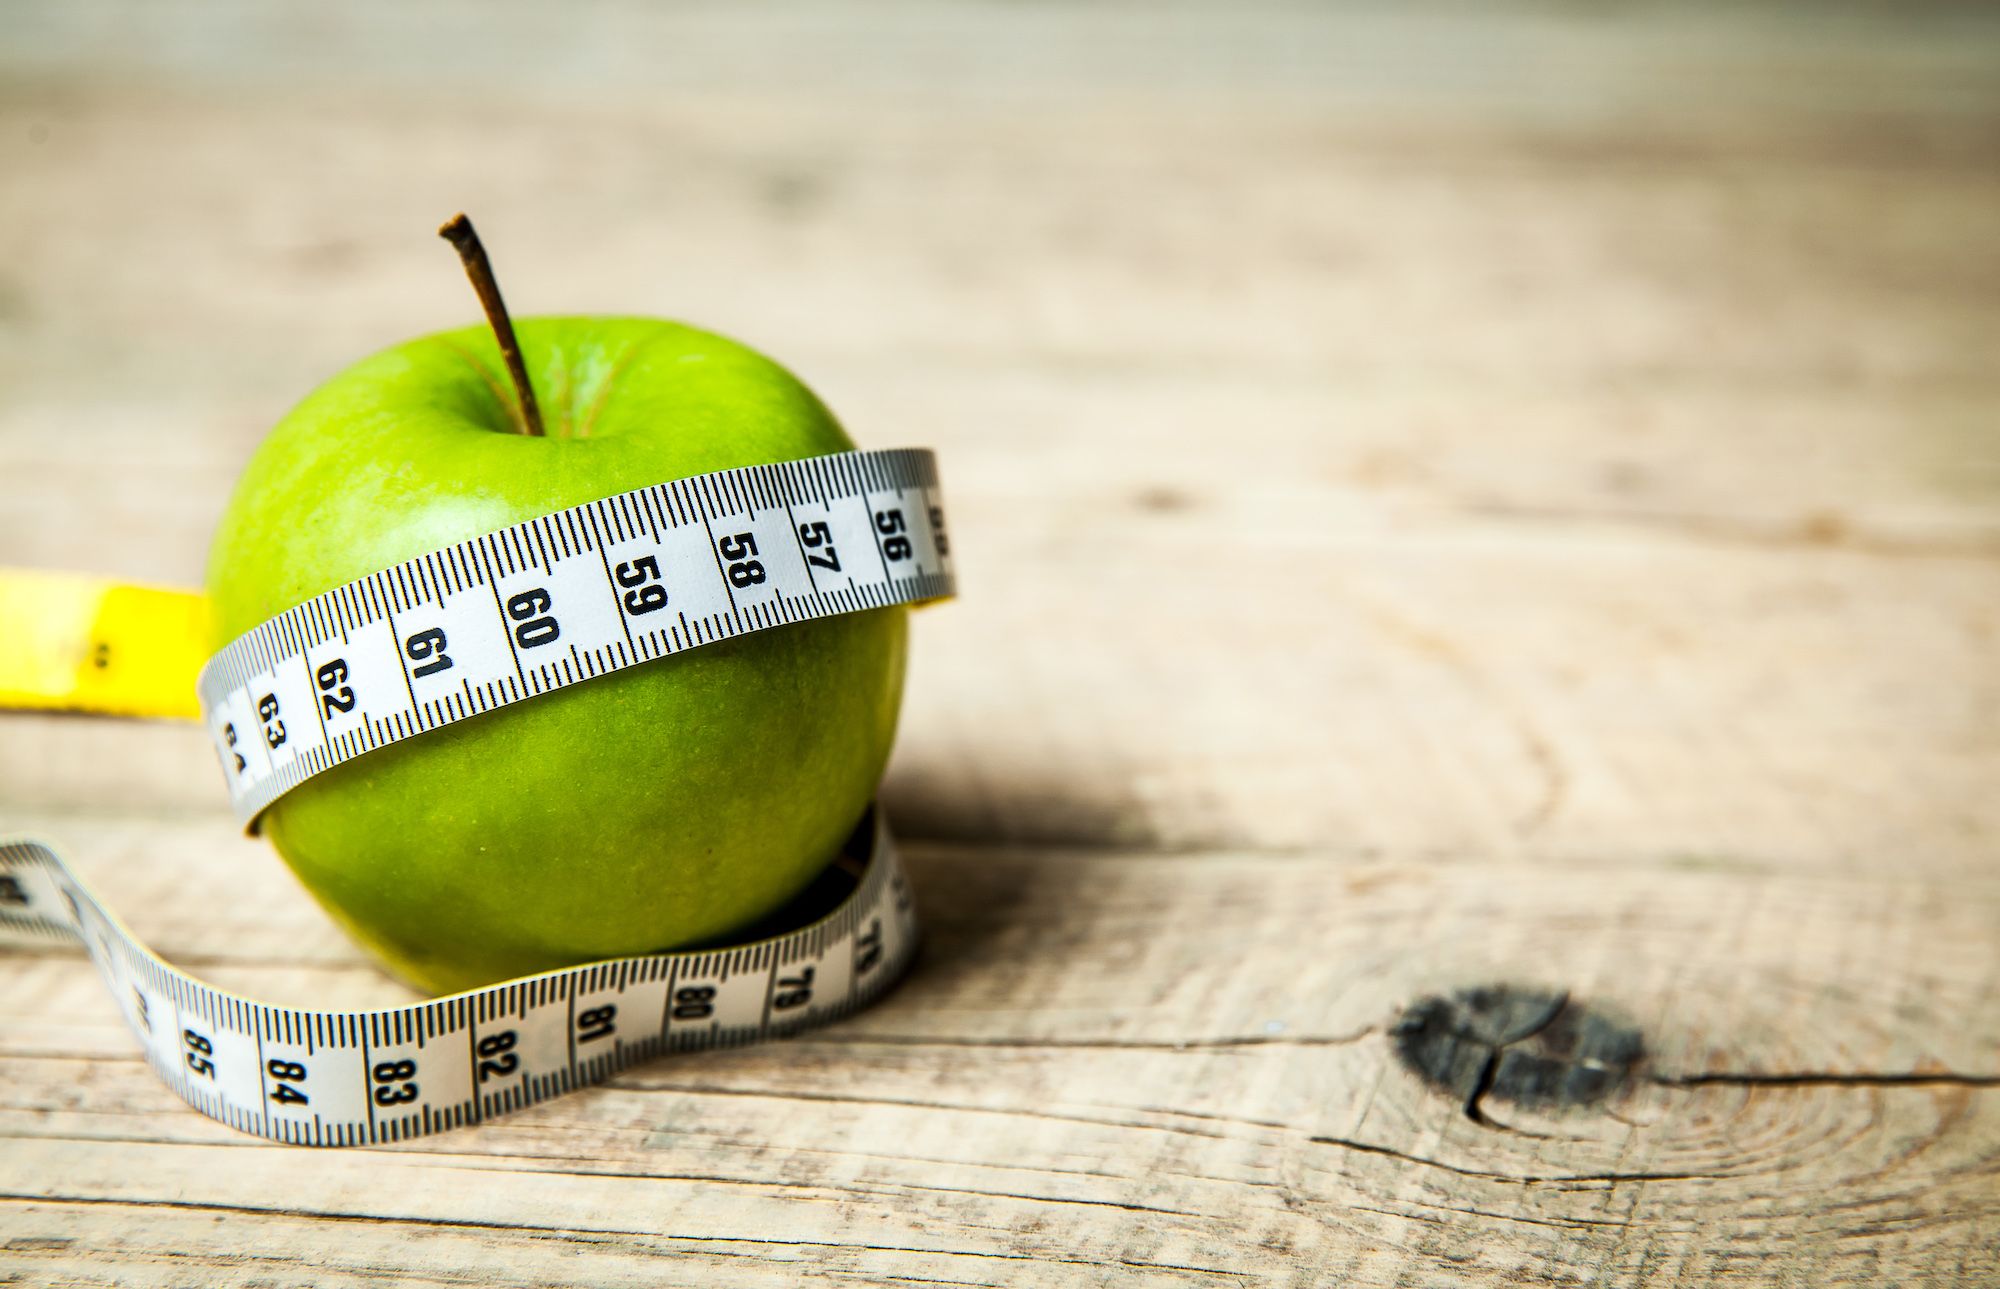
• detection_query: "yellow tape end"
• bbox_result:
[0,569,207,721]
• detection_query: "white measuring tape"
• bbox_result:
[0,813,916,1145]
[200,447,953,825]
[0,446,953,1144]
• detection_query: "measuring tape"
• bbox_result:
[201,447,952,825]
[0,446,954,1144]
[0,812,916,1145]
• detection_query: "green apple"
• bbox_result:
[206,298,906,995]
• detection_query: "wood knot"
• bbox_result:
[1394,986,1642,1123]
[1131,485,1196,514]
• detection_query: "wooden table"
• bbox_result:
[4,3,1997,1283]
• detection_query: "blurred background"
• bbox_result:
[3,0,1998,869]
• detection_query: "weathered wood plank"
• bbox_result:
[2,831,1996,1285]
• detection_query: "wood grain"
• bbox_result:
[2,1,1997,1284]
[4,822,1998,1285]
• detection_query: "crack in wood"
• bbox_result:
[422,1158,1207,1219]
[1375,1195,1640,1231]
[1307,1135,1725,1187]
[798,1029,1380,1050]
[1653,1071,2000,1089]
[0,1193,1244,1276]
[619,1083,1252,1142]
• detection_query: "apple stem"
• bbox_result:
[438,213,546,438]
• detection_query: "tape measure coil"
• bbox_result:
[201,447,954,826]
[1,445,957,1144]
[0,810,915,1146]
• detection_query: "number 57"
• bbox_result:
[798,521,841,572]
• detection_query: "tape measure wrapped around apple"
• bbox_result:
[0,217,955,1144]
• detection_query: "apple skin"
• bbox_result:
[206,318,907,995]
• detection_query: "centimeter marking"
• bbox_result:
[200,447,954,825]
[0,810,918,1146]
